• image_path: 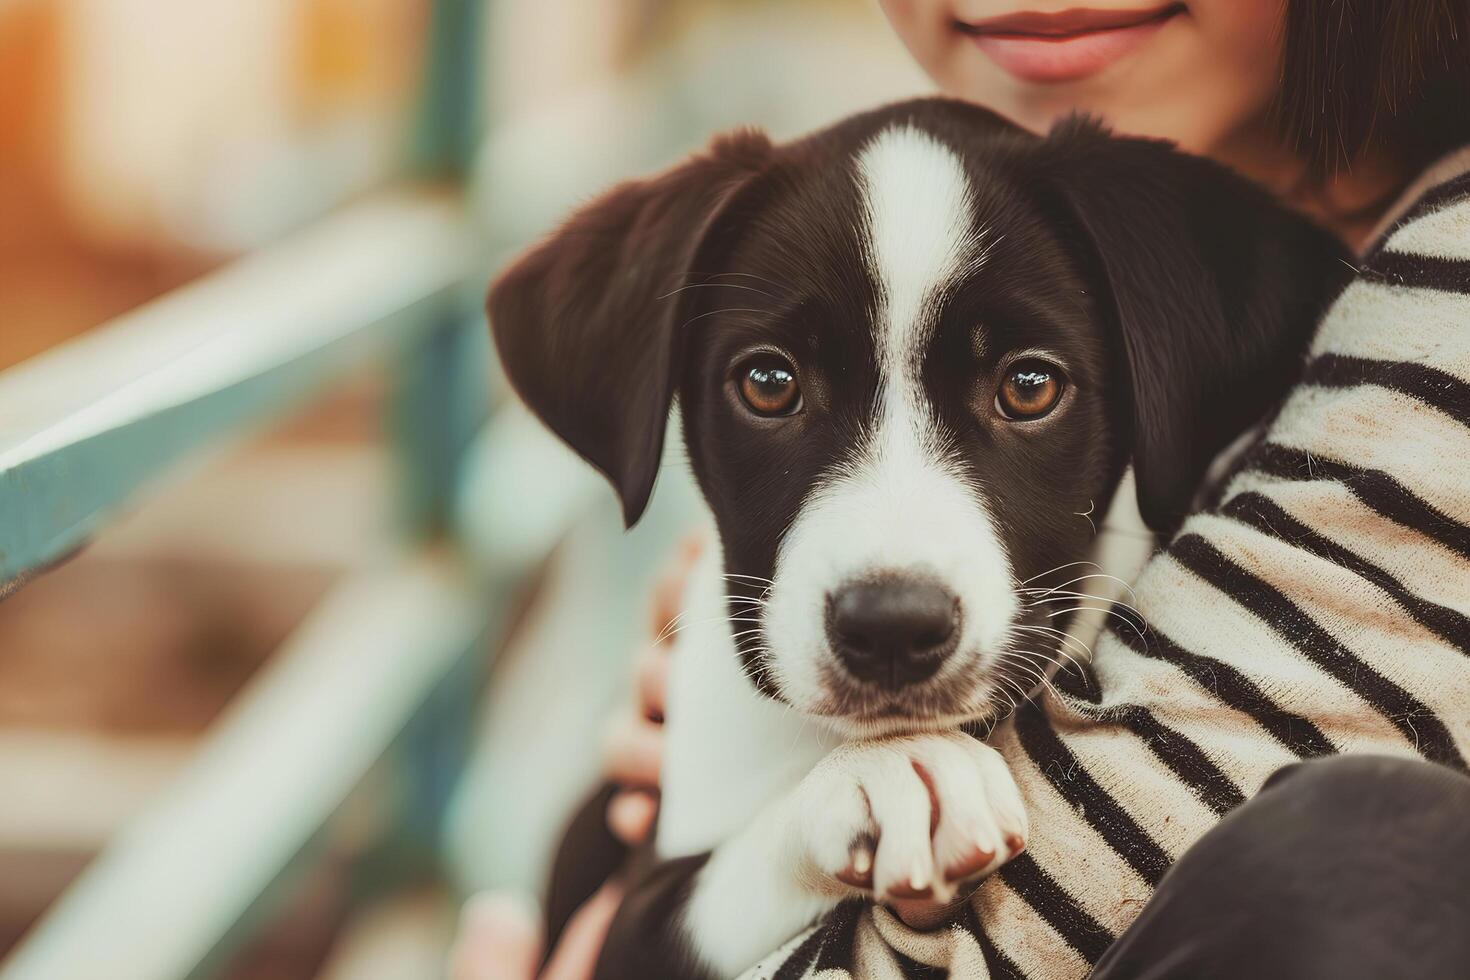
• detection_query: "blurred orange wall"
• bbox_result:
[0,0,426,370]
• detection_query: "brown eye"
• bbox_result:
[738,356,802,417]
[996,360,1064,420]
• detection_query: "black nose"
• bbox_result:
[826,577,960,689]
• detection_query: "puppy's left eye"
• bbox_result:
[738,356,802,417]
[996,361,1064,420]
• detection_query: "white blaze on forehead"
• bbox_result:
[856,124,985,391]
[759,125,1018,721]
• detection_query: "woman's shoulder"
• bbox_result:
[1360,145,1470,266]
[1194,143,1470,602]
[1312,145,1469,389]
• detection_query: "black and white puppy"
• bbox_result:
[489,98,1349,979]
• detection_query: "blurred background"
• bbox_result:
[0,1,926,977]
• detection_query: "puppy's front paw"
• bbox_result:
[789,732,1027,904]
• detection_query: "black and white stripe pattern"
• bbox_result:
[748,157,1470,980]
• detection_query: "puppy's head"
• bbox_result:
[490,99,1349,734]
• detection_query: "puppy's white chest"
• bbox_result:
[656,548,837,859]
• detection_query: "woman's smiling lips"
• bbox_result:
[956,4,1186,83]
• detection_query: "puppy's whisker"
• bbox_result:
[1019,572,1139,606]
[1012,621,1087,640]
[692,270,789,291]
[1019,560,1100,586]
[1043,604,1134,621]
[1044,606,1148,643]
[1032,635,1089,669]
[1035,648,1081,688]
[1022,589,1117,604]
[653,609,700,645]
[995,652,1044,692]
[677,307,767,330]
[1001,650,1065,702]
[1044,605,1115,620]
[991,674,1031,720]
[1021,587,1143,624]
[1017,620,1099,652]
[656,610,768,644]
[1023,592,1141,621]
[1010,625,1092,662]
[656,282,777,301]
[721,573,777,585]
[1075,499,1097,534]
[1010,643,1087,681]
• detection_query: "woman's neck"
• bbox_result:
[1211,118,1407,256]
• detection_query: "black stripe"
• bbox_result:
[1402,172,1470,222]
[964,902,1026,980]
[1052,659,1101,703]
[1170,534,1466,770]
[1364,173,1470,263]
[1246,443,1470,561]
[1014,704,1173,887]
[1222,491,1470,657]
[812,900,864,973]
[1302,353,1470,428]
[1360,251,1470,294]
[771,921,827,980]
[894,951,947,979]
[1051,644,1246,813]
[997,853,1116,964]
[1104,703,1248,815]
[1108,614,1338,759]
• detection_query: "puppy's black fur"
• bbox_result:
[489,99,1351,979]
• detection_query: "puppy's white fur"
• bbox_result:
[658,538,836,860]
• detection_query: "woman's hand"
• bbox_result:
[450,887,625,980]
[449,534,702,980]
[601,533,699,844]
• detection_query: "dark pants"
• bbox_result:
[1090,755,1470,980]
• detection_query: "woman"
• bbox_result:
[456,2,1470,977]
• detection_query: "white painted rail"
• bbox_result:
[0,555,486,980]
[0,188,473,586]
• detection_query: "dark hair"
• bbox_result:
[1275,0,1470,180]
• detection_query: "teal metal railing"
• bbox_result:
[0,3,510,976]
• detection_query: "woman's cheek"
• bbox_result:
[878,0,961,87]
[1147,0,1287,153]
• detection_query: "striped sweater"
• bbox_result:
[748,155,1470,980]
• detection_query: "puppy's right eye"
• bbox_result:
[737,356,802,417]
[995,360,1064,420]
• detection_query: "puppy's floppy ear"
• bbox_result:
[488,129,772,526]
[1040,117,1352,533]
